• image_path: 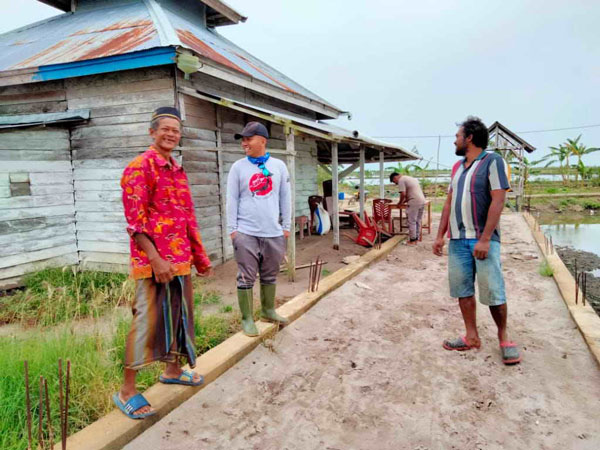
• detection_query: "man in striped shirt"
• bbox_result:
[433,116,521,365]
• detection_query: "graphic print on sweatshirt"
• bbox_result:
[248,172,273,197]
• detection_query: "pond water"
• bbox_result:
[540,215,600,276]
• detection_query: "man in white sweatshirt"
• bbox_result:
[227,122,292,336]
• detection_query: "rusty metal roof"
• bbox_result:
[0,0,341,117]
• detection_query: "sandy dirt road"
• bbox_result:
[126,213,600,450]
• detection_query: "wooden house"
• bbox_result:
[0,0,417,289]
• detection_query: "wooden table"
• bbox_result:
[390,200,431,240]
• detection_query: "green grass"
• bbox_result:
[193,290,222,306]
[0,268,133,327]
[219,305,233,313]
[321,268,332,277]
[538,260,554,277]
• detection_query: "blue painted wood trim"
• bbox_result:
[32,47,177,81]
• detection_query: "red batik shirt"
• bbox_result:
[121,146,211,279]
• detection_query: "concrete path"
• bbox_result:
[126,213,600,450]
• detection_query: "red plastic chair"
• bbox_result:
[372,199,394,234]
[345,212,377,247]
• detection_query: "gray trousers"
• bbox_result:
[407,203,425,241]
[233,232,286,288]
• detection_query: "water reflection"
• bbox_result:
[540,221,600,276]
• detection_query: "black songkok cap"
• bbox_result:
[151,107,182,122]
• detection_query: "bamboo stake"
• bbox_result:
[24,361,33,450]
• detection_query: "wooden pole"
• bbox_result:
[332,141,340,250]
[285,126,296,281]
[216,106,228,263]
[359,145,365,220]
[379,150,384,199]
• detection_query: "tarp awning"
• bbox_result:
[0,109,90,129]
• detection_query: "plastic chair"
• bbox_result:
[345,212,377,247]
[372,199,394,234]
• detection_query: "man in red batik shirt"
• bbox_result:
[114,107,212,419]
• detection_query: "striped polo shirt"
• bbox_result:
[449,151,510,241]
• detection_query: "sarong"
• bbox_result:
[124,275,196,369]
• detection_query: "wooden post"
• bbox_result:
[216,107,228,263]
[332,141,340,250]
[286,126,296,281]
[359,145,365,220]
[379,150,384,199]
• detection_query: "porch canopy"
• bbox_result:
[180,86,420,279]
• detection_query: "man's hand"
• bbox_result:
[432,237,445,256]
[283,230,290,238]
[473,239,490,260]
[196,267,213,278]
[230,231,237,240]
[150,256,176,283]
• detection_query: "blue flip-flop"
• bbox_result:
[112,393,156,420]
[159,369,204,386]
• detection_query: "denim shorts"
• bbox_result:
[448,239,506,306]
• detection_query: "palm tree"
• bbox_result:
[563,135,600,184]
[541,144,570,184]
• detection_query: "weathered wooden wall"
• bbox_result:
[0,66,320,287]
[68,66,177,273]
[0,126,77,289]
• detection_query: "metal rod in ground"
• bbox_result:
[58,359,65,450]
[38,376,44,450]
[583,273,587,307]
[64,360,71,449]
[315,257,322,291]
[43,377,53,449]
[576,272,580,305]
[24,361,33,450]
[308,261,314,292]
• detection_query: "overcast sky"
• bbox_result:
[2,0,599,169]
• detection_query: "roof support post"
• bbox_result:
[216,106,228,263]
[379,150,385,199]
[332,141,340,250]
[286,126,296,281]
[359,145,365,220]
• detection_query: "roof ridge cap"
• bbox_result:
[142,0,181,47]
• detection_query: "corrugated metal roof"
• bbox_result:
[0,0,341,116]
[1,2,160,70]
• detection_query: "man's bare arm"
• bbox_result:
[433,193,453,256]
[473,189,505,259]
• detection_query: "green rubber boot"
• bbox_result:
[237,288,259,336]
[260,284,289,324]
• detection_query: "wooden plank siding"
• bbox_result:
[0,122,76,287]
[67,67,177,273]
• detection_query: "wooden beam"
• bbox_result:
[332,142,340,250]
[379,150,384,199]
[286,127,296,281]
[338,162,359,180]
[319,163,331,175]
[359,145,365,220]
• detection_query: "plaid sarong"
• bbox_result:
[124,275,196,370]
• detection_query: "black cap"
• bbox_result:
[151,107,182,122]
[234,122,269,140]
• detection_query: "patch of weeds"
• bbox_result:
[582,199,600,210]
[220,305,233,313]
[545,187,559,194]
[321,268,332,277]
[193,290,222,306]
[0,318,160,450]
[0,268,133,327]
[194,314,235,354]
[538,260,554,277]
